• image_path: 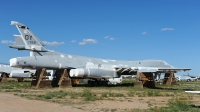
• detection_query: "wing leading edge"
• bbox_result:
[115,67,191,73]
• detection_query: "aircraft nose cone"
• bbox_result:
[10,58,18,67]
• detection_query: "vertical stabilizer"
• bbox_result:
[9,21,47,52]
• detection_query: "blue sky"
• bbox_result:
[0,0,200,76]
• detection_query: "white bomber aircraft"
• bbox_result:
[9,21,190,85]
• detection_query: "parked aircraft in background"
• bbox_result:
[176,73,198,82]
[0,63,18,77]
[10,69,54,81]
[0,63,54,81]
[176,75,197,82]
[9,21,190,85]
[0,63,34,81]
[9,69,35,78]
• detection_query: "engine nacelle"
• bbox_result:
[70,68,117,79]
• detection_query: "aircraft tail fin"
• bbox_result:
[9,21,47,52]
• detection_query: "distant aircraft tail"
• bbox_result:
[9,21,47,52]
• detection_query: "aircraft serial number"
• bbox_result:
[28,41,36,44]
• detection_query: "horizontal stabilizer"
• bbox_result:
[9,45,47,52]
[9,45,25,50]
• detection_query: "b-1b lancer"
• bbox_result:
[9,21,190,86]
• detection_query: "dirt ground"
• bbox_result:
[0,93,82,112]
[0,92,172,112]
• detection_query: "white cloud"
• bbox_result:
[142,32,147,35]
[105,36,109,39]
[110,38,114,40]
[161,28,174,31]
[71,40,76,43]
[42,41,64,46]
[79,42,86,45]
[79,39,98,45]
[1,40,15,44]
[104,36,114,40]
